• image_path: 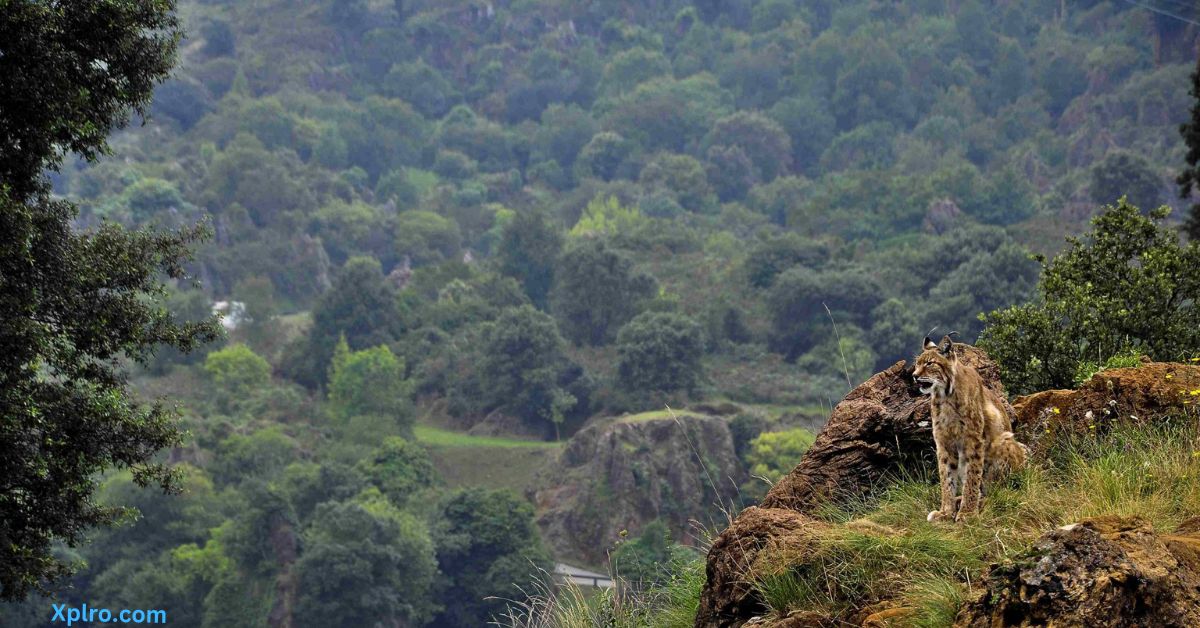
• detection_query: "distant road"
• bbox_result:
[553,563,614,589]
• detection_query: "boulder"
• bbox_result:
[1012,361,1200,455]
[534,412,744,566]
[922,198,964,235]
[761,344,1012,513]
[697,344,1011,627]
[956,516,1200,627]
[696,508,828,628]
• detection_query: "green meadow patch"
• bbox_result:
[413,425,560,449]
[413,425,561,491]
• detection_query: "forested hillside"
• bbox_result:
[4,0,1198,626]
[59,0,1196,400]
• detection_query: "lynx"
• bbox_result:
[912,335,1027,522]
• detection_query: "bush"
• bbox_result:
[432,488,553,627]
[357,436,436,506]
[616,311,706,395]
[294,496,437,627]
[327,341,413,433]
[744,428,816,478]
[767,266,882,361]
[477,306,586,437]
[551,237,657,346]
[979,199,1200,394]
[743,233,829,289]
[1091,152,1162,211]
[204,344,271,395]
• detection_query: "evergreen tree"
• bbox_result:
[431,489,552,627]
[616,311,706,395]
[478,306,583,436]
[980,199,1200,393]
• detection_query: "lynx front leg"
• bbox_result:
[957,437,985,521]
[927,444,959,522]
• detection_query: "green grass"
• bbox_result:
[427,445,559,491]
[616,410,707,424]
[413,425,561,491]
[748,416,1200,625]
[413,424,561,449]
[276,311,312,339]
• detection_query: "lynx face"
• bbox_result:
[913,337,954,396]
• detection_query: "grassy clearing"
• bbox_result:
[413,424,561,449]
[429,445,560,492]
[413,425,561,491]
[750,416,1200,625]
[616,410,707,423]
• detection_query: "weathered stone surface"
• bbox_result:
[1012,361,1200,455]
[956,516,1200,628]
[922,198,964,235]
[761,344,1012,513]
[695,507,828,628]
[534,413,744,566]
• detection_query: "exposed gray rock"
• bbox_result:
[534,412,744,565]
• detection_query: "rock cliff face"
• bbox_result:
[957,516,1200,627]
[534,412,745,566]
[1012,361,1200,455]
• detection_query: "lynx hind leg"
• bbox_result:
[985,432,1028,484]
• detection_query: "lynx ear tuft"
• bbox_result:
[924,336,937,351]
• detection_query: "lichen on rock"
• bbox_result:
[956,516,1200,627]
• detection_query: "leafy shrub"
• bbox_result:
[616,311,706,396]
[551,237,657,346]
[477,306,588,436]
[744,428,816,481]
[980,199,1200,394]
[357,436,437,506]
[327,340,413,432]
[204,344,271,395]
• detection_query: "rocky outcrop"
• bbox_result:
[922,198,964,235]
[1013,361,1200,455]
[696,508,828,627]
[534,412,745,566]
[697,344,1011,627]
[761,344,1011,513]
[957,516,1200,627]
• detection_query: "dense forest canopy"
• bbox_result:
[3,0,1199,626]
